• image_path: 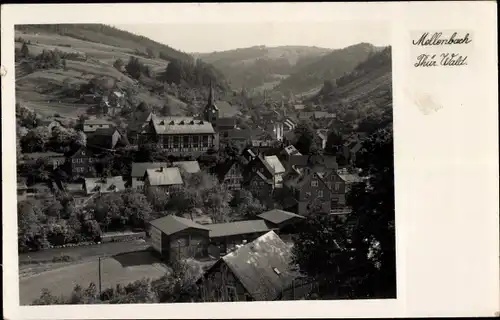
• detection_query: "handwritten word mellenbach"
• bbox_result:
[413,32,472,46]
[414,53,468,68]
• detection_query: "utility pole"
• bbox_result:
[98,256,102,296]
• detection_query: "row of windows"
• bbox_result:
[160,135,211,149]
[311,180,342,191]
[72,158,93,164]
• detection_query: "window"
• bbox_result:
[82,151,86,156]
[311,180,318,187]
[334,182,341,191]
[192,135,199,148]
[183,136,189,148]
[202,135,209,148]
[226,286,238,301]
[88,158,93,163]
[305,192,312,198]
[318,190,324,198]
[327,182,332,189]
[173,136,180,148]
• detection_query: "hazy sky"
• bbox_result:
[114,22,389,53]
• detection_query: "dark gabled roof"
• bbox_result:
[216,117,237,128]
[219,231,300,301]
[208,220,271,238]
[150,215,210,236]
[257,209,305,225]
[131,162,168,177]
[92,127,119,136]
[65,146,91,158]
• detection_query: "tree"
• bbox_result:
[346,125,395,298]
[21,42,30,58]
[21,126,51,152]
[136,101,151,113]
[121,191,153,228]
[113,58,125,71]
[294,122,322,155]
[325,128,343,155]
[203,183,233,223]
[126,56,143,80]
[18,201,45,252]
[32,289,64,305]
[231,189,266,220]
[160,103,172,116]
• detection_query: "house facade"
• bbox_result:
[130,162,168,191]
[137,115,219,156]
[198,231,307,302]
[65,147,95,176]
[216,160,244,191]
[149,215,210,263]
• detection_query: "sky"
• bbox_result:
[114,22,390,53]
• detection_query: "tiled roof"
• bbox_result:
[131,162,168,177]
[338,173,364,183]
[208,220,271,238]
[172,161,201,174]
[216,117,237,128]
[84,119,113,125]
[257,209,305,225]
[220,231,300,301]
[263,155,286,174]
[146,167,183,186]
[84,176,126,194]
[22,152,65,160]
[151,116,215,135]
[150,215,210,236]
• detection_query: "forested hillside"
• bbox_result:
[194,45,331,92]
[275,43,377,95]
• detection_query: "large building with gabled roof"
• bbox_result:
[149,215,211,263]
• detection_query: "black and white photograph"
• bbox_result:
[2,2,498,319]
[13,20,394,305]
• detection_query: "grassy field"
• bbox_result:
[20,250,168,305]
[15,30,175,118]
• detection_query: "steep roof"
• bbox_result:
[172,161,201,174]
[150,215,210,236]
[338,172,364,184]
[84,176,126,194]
[208,220,271,238]
[257,209,305,225]
[145,167,183,186]
[151,116,215,135]
[131,162,168,177]
[220,231,300,301]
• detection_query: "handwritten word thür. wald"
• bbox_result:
[413,32,472,46]
[414,53,468,68]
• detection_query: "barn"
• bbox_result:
[149,215,210,263]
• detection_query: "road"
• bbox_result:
[19,240,151,264]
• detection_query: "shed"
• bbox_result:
[257,209,305,233]
[207,220,273,256]
[149,215,210,262]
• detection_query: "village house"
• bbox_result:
[245,155,286,189]
[65,146,95,177]
[86,127,122,150]
[207,220,273,257]
[198,231,310,302]
[316,129,329,150]
[82,119,113,134]
[138,115,219,156]
[149,215,210,263]
[130,162,168,191]
[172,160,201,174]
[19,152,66,170]
[127,111,155,144]
[214,159,245,191]
[60,182,88,207]
[84,176,126,196]
[144,166,184,193]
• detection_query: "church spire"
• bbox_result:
[208,80,215,106]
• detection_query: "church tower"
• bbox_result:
[203,81,219,125]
